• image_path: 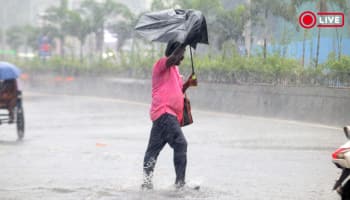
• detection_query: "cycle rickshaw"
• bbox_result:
[0,62,25,140]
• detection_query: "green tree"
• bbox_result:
[175,0,222,16]
[23,25,40,53]
[150,0,245,52]
[65,10,92,62]
[331,1,349,60]
[80,0,132,57]
[315,0,328,68]
[250,0,294,61]
[42,0,70,57]
[216,4,248,51]
[106,3,134,53]
[5,25,38,53]
[6,26,23,52]
[108,17,135,53]
[293,0,348,67]
[174,0,224,49]
[150,0,168,11]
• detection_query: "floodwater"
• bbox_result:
[0,92,344,200]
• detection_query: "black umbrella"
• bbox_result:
[135,9,209,49]
[135,9,209,75]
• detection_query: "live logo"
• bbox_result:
[318,16,342,25]
[299,11,344,29]
[317,12,344,27]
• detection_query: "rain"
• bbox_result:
[0,0,350,199]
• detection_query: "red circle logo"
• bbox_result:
[299,11,317,29]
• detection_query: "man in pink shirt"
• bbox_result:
[142,41,197,190]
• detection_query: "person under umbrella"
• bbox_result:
[0,79,17,123]
[0,62,21,123]
[136,9,208,190]
[141,41,197,190]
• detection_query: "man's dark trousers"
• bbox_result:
[143,113,187,184]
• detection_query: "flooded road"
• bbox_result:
[0,92,344,200]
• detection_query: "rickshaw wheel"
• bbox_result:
[16,104,25,140]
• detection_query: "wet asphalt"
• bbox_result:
[0,92,345,200]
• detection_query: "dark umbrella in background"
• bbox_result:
[135,9,209,74]
[0,62,21,80]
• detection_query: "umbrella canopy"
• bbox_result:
[135,9,208,48]
[0,62,21,80]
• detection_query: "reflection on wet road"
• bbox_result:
[0,93,344,200]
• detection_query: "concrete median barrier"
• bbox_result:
[22,74,350,126]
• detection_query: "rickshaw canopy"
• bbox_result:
[0,62,21,80]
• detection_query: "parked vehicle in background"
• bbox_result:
[332,126,350,200]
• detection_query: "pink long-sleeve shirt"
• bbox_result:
[150,57,184,123]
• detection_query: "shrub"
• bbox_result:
[6,51,349,87]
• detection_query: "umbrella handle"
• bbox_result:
[189,47,198,85]
[189,47,195,74]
